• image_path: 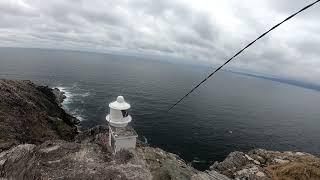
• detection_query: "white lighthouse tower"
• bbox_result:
[106,96,138,153]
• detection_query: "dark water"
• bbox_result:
[1,47,320,170]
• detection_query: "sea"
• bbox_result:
[1,47,320,170]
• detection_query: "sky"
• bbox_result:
[0,0,319,83]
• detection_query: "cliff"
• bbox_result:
[0,79,319,180]
[0,80,79,151]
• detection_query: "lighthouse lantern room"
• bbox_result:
[106,96,138,153]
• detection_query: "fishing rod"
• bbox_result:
[168,0,320,111]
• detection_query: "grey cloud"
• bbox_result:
[0,0,319,83]
[191,14,217,42]
[267,0,320,14]
[0,1,38,17]
[129,0,188,17]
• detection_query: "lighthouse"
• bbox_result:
[106,96,138,153]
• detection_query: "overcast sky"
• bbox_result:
[0,0,319,83]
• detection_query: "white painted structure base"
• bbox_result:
[108,125,138,153]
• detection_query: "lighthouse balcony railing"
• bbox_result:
[106,114,132,124]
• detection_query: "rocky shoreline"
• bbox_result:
[0,79,319,180]
[0,80,79,151]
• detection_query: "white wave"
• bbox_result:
[70,107,87,122]
[191,158,206,164]
[54,86,86,121]
[143,136,148,144]
[54,82,93,122]
[55,86,73,108]
[73,92,91,97]
[75,115,85,121]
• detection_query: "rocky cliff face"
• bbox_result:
[0,79,319,180]
[0,80,79,152]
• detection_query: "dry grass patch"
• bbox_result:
[266,155,320,180]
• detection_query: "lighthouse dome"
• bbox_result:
[109,96,131,110]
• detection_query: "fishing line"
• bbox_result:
[168,0,320,111]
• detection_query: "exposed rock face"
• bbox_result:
[76,125,230,180]
[136,146,230,180]
[0,79,79,151]
[0,140,152,179]
[52,87,67,106]
[75,125,109,143]
[36,86,65,107]
[0,127,230,180]
[211,149,320,180]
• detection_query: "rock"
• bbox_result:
[75,125,109,143]
[210,151,250,177]
[244,154,260,165]
[192,170,231,180]
[0,140,152,179]
[209,151,270,179]
[137,146,230,180]
[0,144,36,178]
[273,158,289,164]
[52,88,67,106]
[36,85,80,126]
[0,79,78,150]
[253,160,260,165]
[0,141,18,152]
[256,171,266,177]
[0,139,230,180]
[245,154,254,161]
[234,164,268,180]
[36,86,67,107]
[295,152,305,156]
[212,148,320,180]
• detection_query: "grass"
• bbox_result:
[266,155,320,180]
